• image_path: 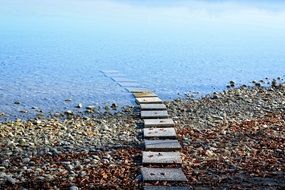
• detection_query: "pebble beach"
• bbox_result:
[0,79,285,189]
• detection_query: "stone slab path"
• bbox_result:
[101,70,189,189]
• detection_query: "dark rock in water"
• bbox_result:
[255,82,261,87]
[76,103,82,108]
[272,79,278,88]
[111,103,118,110]
[212,92,220,99]
[86,105,95,110]
[14,101,20,105]
[65,110,73,115]
[19,110,28,113]
[229,80,235,87]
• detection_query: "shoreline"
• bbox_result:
[0,77,284,123]
[1,79,285,189]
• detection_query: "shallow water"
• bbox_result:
[1,0,285,120]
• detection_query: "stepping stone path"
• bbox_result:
[101,70,189,189]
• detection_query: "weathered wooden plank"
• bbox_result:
[142,151,182,164]
[105,73,126,78]
[100,70,120,74]
[118,82,140,87]
[144,118,175,128]
[126,87,151,93]
[140,104,166,110]
[141,168,188,182]
[143,128,176,138]
[144,139,181,151]
[141,111,168,119]
[133,92,158,98]
[144,186,190,190]
[136,97,162,104]
[111,77,137,82]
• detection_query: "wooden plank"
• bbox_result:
[111,77,137,82]
[105,73,126,78]
[126,87,151,93]
[100,70,119,74]
[144,186,190,190]
[141,168,188,182]
[143,128,176,138]
[133,92,157,98]
[142,151,182,164]
[144,139,181,151]
[141,111,168,119]
[144,119,175,128]
[118,82,140,87]
[140,104,166,110]
[136,97,162,104]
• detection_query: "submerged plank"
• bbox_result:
[126,87,151,93]
[118,82,140,87]
[111,77,137,82]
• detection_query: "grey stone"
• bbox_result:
[70,185,79,190]
[5,175,16,185]
[141,168,188,182]
[22,157,30,163]
[144,140,181,151]
[141,111,169,119]
[142,151,182,164]
[144,118,175,128]
[143,128,177,138]
[136,97,163,104]
[140,104,167,110]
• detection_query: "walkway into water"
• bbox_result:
[101,70,189,189]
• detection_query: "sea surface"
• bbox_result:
[1,0,285,120]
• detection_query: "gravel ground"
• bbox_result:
[0,80,285,189]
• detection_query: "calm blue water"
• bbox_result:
[1,0,285,120]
